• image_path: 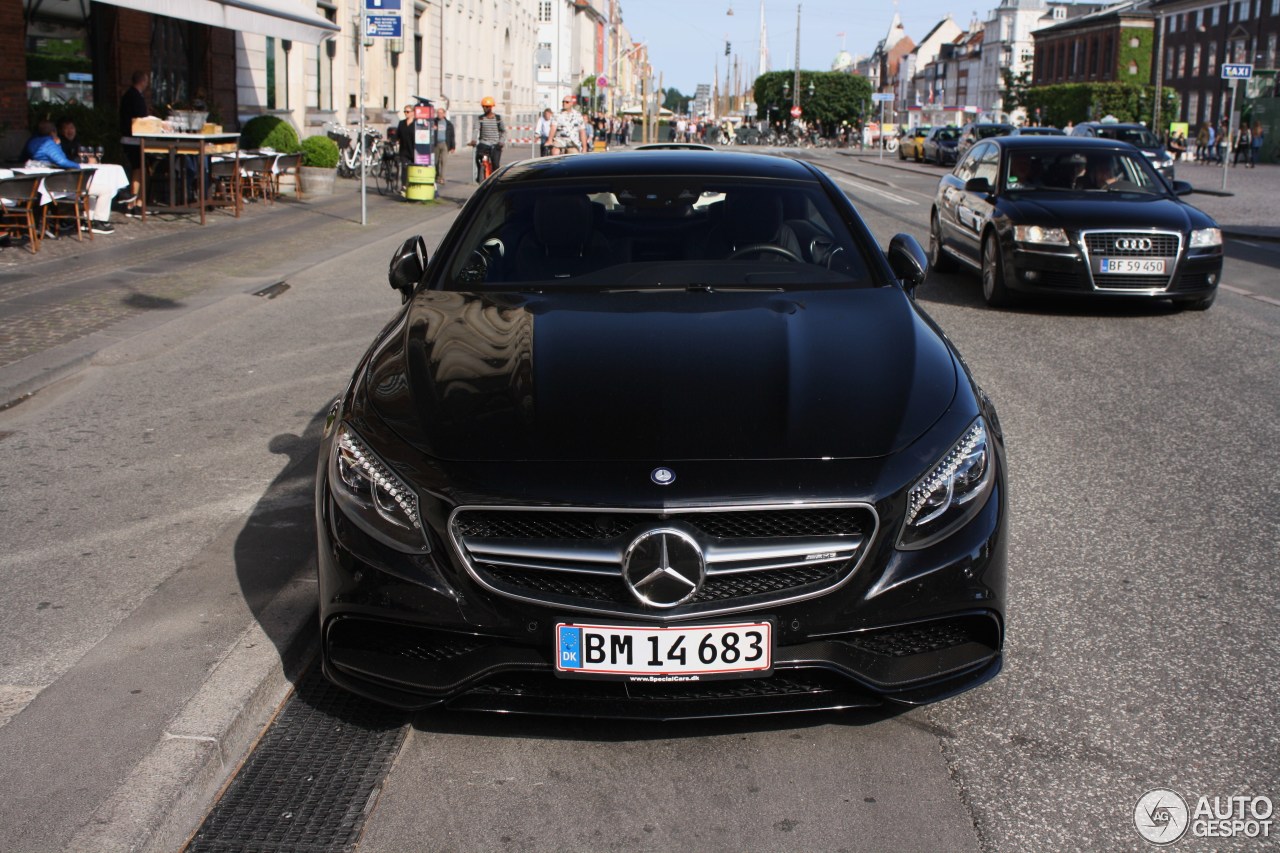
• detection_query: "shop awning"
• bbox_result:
[93,0,340,43]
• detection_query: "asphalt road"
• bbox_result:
[1,149,1276,852]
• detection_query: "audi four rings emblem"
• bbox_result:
[651,467,676,485]
[1114,237,1153,251]
[622,528,706,608]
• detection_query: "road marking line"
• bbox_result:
[1247,293,1280,307]
[834,176,919,206]
[1220,284,1252,294]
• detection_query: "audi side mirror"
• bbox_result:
[964,176,993,196]
[388,235,427,302]
[887,233,928,296]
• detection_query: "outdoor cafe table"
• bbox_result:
[126,132,240,225]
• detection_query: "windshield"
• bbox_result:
[443,178,873,290]
[1003,149,1167,194]
[935,128,960,141]
[976,125,1012,139]
[1095,126,1160,148]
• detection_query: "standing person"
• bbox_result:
[536,108,553,156]
[395,103,416,188]
[468,96,505,182]
[432,106,455,187]
[548,96,586,155]
[1250,121,1265,167]
[1233,122,1251,166]
[118,70,149,214]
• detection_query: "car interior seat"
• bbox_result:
[515,195,615,280]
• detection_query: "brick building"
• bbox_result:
[1032,0,1156,85]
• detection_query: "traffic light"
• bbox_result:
[725,41,731,55]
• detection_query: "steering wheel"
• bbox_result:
[727,243,802,262]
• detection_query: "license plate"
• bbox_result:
[555,621,773,681]
[1098,257,1167,274]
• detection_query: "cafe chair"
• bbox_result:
[0,175,44,254]
[239,155,273,204]
[273,153,302,201]
[40,170,93,242]
[209,157,242,216]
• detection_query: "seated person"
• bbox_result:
[1005,153,1042,189]
[1080,155,1137,191]
[22,120,120,234]
[23,120,79,169]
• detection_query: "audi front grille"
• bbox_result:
[1080,229,1183,292]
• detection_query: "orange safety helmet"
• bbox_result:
[480,96,496,107]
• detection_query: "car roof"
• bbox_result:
[493,150,822,183]
[967,122,1014,128]
[990,135,1138,152]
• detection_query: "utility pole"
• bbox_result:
[793,4,802,118]
[1153,12,1165,133]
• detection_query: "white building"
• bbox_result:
[976,0,1073,120]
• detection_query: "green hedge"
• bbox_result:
[239,115,301,152]
[300,135,339,168]
[1025,82,1178,128]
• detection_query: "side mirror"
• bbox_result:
[887,233,928,296]
[1172,180,1194,196]
[388,235,427,302]
[964,176,993,196]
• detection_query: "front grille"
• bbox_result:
[329,619,489,664]
[1083,232,1181,257]
[1174,271,1214,292]
[451,504,877,619]
[1089,274,1172,290]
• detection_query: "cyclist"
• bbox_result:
[469,96,506,182]
[548,95,587,155]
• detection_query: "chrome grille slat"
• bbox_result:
[1080,229,1182,293]
[448,504,879,621]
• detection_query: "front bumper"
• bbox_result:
[315,463,1008,718]
[1005,237,1221,299]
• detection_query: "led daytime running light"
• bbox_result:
[906,420,987,526]
[338,428,421,530]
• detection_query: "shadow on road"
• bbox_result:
[918,272,1186,317]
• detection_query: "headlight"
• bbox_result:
[898,418,995,550]
[329,423,430,553]
[1013,225,1070,246]
[1189,227,1222,248]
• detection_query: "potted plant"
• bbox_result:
[299,135,340,196]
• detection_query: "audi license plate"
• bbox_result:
[555,621,773,681]
[1097,257,1168,274]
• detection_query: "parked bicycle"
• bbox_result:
[374,141,403,197]
[325,121,383,178]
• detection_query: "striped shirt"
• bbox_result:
[477,114,505,146]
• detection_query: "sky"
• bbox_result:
[619,0,963,95]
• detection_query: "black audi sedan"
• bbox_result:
[316,150,1008,719]
[930,136,1222,309]
[921,126,960,165]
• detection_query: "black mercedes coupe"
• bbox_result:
[930,136,1223,309]
[316,150,1007,719]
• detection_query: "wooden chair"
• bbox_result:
[0,175,44,254]
[209,157,242,216]
[238,155,273,204]
[40,169,92,242]
[273,153,302,200]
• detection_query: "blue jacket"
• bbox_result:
[22,135,79,169]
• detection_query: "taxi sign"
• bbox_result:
[1222,63,1253,79]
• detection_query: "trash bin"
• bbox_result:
[406,165,436,201]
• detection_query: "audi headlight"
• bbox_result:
[1013,225,1070,246]
[329,424,430,553]
[1189,227,1222,248]
[898,418,995,550]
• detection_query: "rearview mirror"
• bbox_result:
[388,236,427,302]
[887,233,928,296]
[1171,180,1194,196]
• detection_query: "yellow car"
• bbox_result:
[898,126,931,161]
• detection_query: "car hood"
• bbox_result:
[363,288,958,463]
[1003,194,1213,230]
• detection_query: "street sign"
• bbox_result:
[365,0,401,8]
[1222,63,1254,79]
[365,14,401,37]
[871,93,894,103]
[790,105,802,118]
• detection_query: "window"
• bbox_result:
[1193,43,1202,74]
[1212,5,1220,25]
[1241,1,1250,20]
[537,1,552,22]
[1187,91,1199,123]
[1178,45,1187,76]
[1269,33,1278,67]
[1273,0,1279,16]
[1205,92,1215,121]
[1208,41,1217,73]
[1167,47,1175,78]
[1053,6,1066,18]
[537,41,551,70]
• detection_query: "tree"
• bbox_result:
[751,71,871,131]
[663,88,690,114]
[1000,69,1033,116]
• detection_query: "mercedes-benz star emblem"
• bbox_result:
[622,528,706,608]
[650,467,676,485]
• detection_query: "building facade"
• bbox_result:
[1031,0,1156,86]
